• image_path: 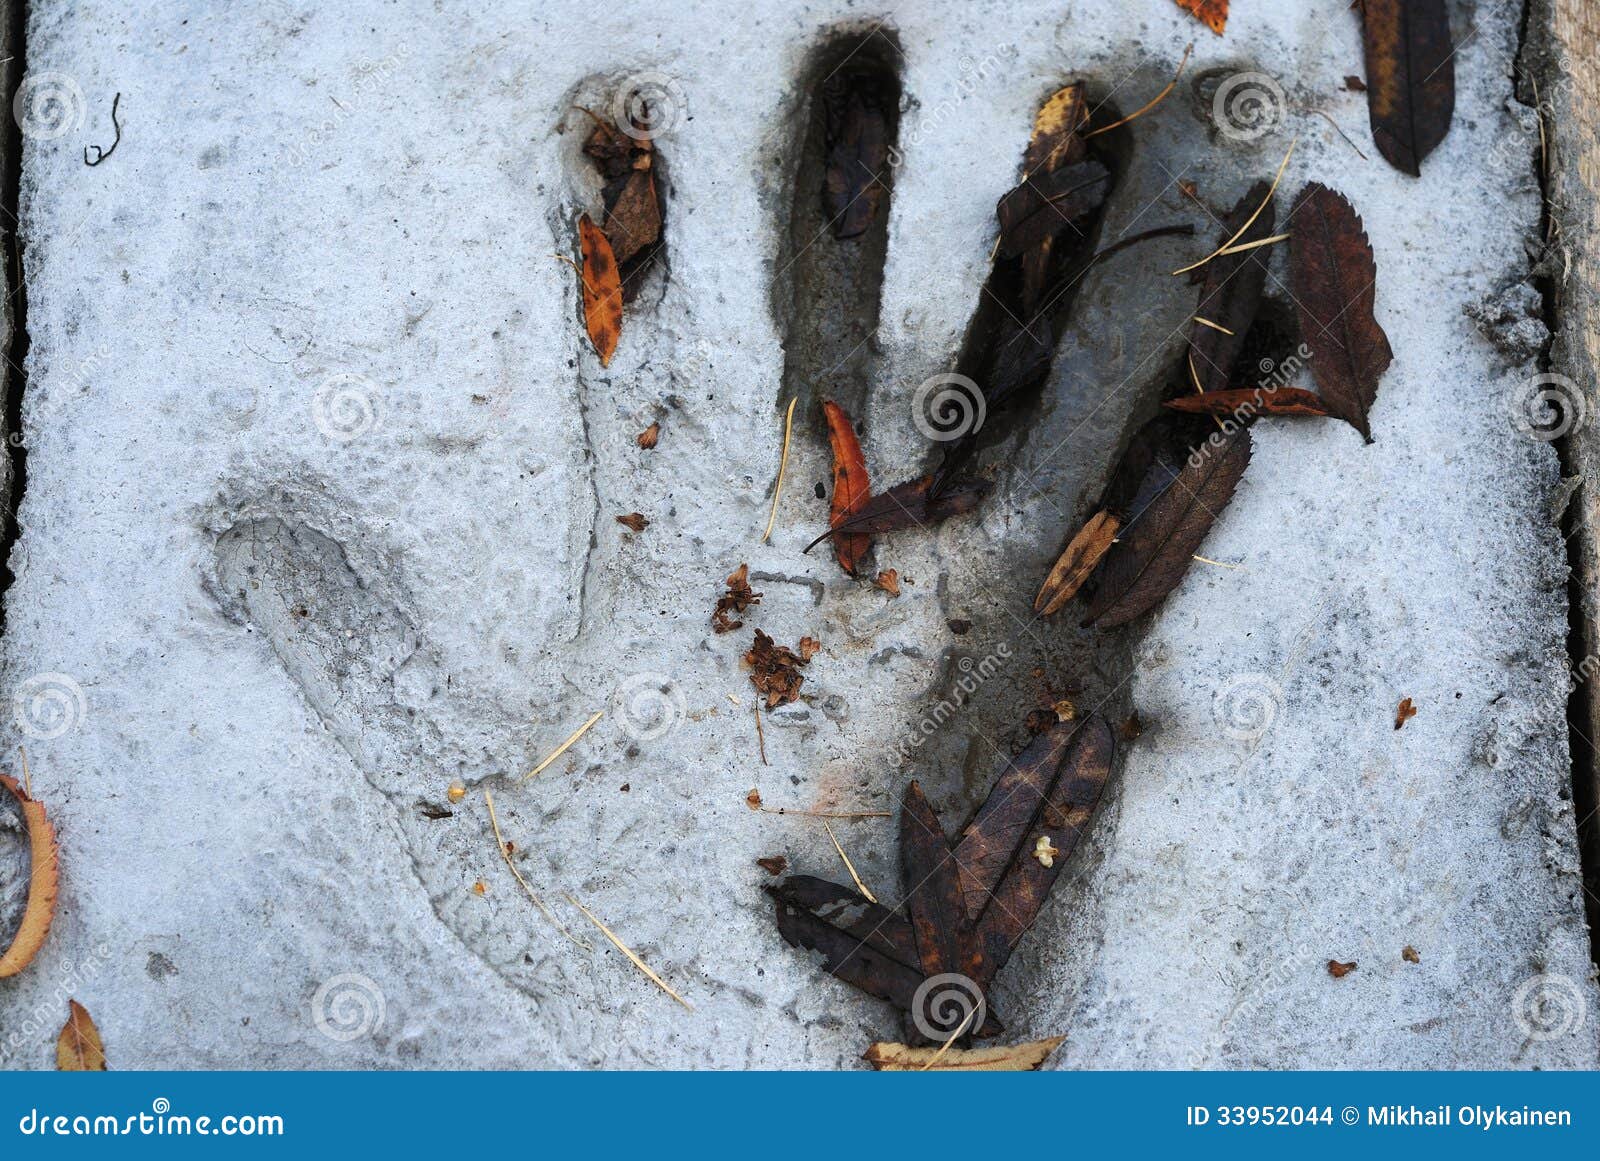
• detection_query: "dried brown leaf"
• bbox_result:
[1328,959,1358,978]
[1083,427,1252,628]
[822,400,872,575]
[806,475,988,546]
[577,214,622,366]
[1360,0,1454,175]
[713,563,762,634]
[637,422,660,449]
[745,629,812,708]
[900,782,968,1003]
[1174,0,1227,35]
[1164,387,1332,418]
[1402,945,1421,964]
[1035,509,1122,615]
[616,512,648,532]
[756,855,788,876]
[1395,696,1418,729]
[873,569,900,597]
[1288,183,1393,441]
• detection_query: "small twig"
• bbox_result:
[1306,107,1367,160]
[484,789,589,950]
[566,894,694,1010]
[18,746,31,798]
[521,710,604,782]
[1192,316,1234,335]
[1084,43,1193,139]
[754,701,769,766]
[1088,223,1195,268]
[761,398,798,543]
[1192,554,1245,570]
[920,1004,980,1071]
[824,821,878,902]
[83,93,121,167]
[1173,136,1297,275]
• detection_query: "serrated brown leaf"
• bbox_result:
[1188,181,1274,396]
[1360,0,1454,176]
[1288,183,1393,441]
[822,400,872,575]
[821,71,892,240]
[900,782,968,1000]
[1083,427,1252,628]
[577,213,622,366]
[863,1035,1063,1071]
[1174,0,1227,35]
[770,875,918,967]
[56,1000,107,1071]
[1036,509,1122,615]
[970,717,1114,986]
[954,720,1078,919]
[1164,386,1332,418]
[0,773,58,978]
[805,475,989,547]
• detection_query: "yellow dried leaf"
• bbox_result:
[863,1035,1065,1071]
[56,1000,107,1070]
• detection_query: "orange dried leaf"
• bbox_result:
[56,1000,107,1070]
[1035,510,1121,615]
[577,213,622,366]
[821,400,872,575]
[0,772,59,978]
[873,569,900,597]
[1395,697,1418,729]
[1328,959,1358,978]
[636,422,660,449]
[1174,0,1227,35]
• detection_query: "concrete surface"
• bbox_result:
[0,0,1595,1068]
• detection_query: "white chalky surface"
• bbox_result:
[1,0,1595,1068]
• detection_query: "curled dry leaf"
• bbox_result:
[615,512,648,532]
[1395,697,1418,730]
[577,214,622,366]
[755,855,788,877]
[873,569,900,597]
[1035,509,1121,615]
[713,563,762,634]
[581,105,665,295]
[806,475,988,546]
[1083,427,1252,628]
[744,629,812,708]
[1174,0,1227,35]
[1164,386,1332,418]
[1402,945,1421,964]
[1360,0,1454,176]
[57,1000,107,1071]
[1289,183,1393,442]
[636,422,660,449]
[0,773,59,978]
[863,1035,1064,1071]
[1328,959,1358,978]
[822,400,872,575]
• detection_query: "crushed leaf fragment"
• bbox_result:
[1402,945,1420,964]
[756,855,788,876]
[1395,697,1417,730]
[745,629,813,708]
[1174,0,1227,35]
[637,422,660,449]
[713,563,762,634]
[616,512,648,532]
[1328,959,1358,978]
[873,569,900,597]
